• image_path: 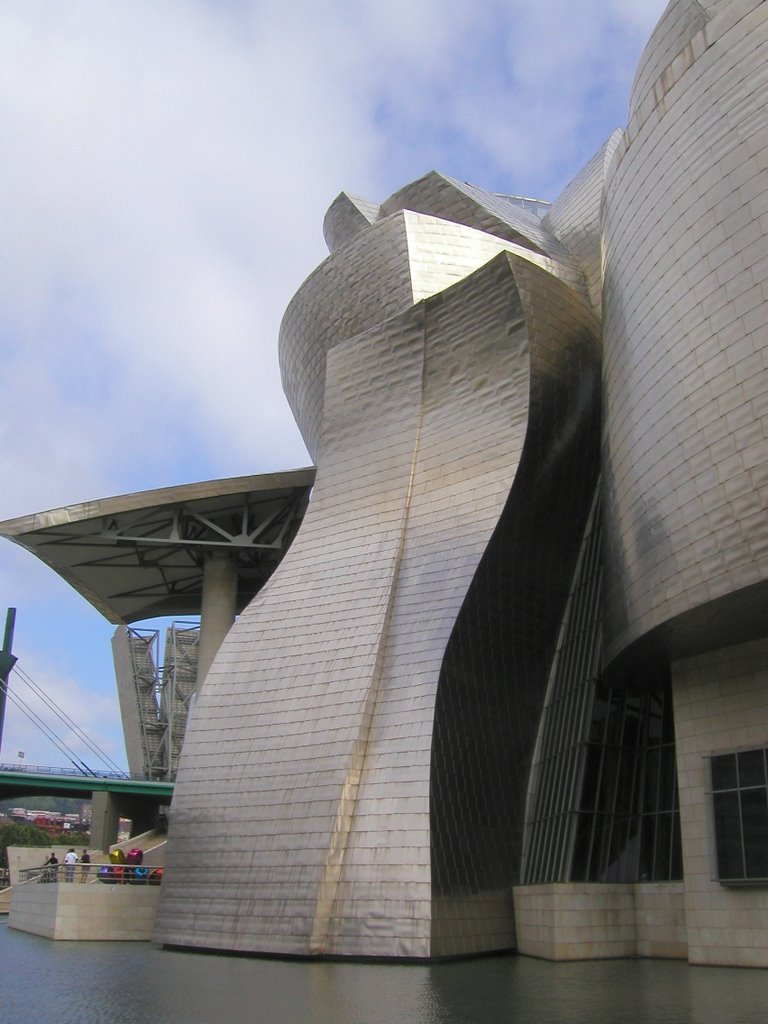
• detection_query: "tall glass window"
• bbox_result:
[571,686,682,883]
[520,493,683,886]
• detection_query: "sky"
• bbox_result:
[0,0,669,771]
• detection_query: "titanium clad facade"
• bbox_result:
[601,0,768,677]
[542,130,623,317]
[153,0,768,965]
[428,258,600,956]
[595,0,768,968]
[627,0,722,118]
[280,203,585,462]
[322,192,380,252]
[156,181,601,956]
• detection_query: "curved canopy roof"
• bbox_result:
[0,469,315,624]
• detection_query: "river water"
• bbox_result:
[3,921,768,1024]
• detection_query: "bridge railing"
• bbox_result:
[0,762,173,782]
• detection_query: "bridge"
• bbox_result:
[0,764,174,852]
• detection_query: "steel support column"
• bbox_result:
[0,608,18,755]
[196,553,238,691]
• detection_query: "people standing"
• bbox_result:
[80,849,91,882]
[42,852,58,882]
[63,848,78,882]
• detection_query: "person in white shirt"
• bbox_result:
[63,848,78,882]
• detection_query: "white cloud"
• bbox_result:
[0,0,669,767]
[364,0,669,196]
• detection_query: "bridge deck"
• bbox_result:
[0,765,173,800]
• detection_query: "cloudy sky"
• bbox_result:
[0,0,668,770]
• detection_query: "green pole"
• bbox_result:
[0,607,18,757]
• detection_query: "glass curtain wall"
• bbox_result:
[522,490,682,885]
[571,685,682,882]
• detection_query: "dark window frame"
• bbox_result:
[710,747,768,886]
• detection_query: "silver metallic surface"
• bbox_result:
[542,131,622,317]
[4,0,763,965]
[601,0,768,679]
[323,192,381,252]
[157,152,601,956]
[628,0,722,122]
[155,0,768,964]
[379,172,570,264]
[428,257,600,955]
[280,177,581,461]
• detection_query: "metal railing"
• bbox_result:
[0,762,173,781]
[19,863,162,885]
[20,864,95,884]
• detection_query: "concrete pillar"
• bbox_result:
[91,791,120,853]
[196,552,238,690]
[90,792,169,851]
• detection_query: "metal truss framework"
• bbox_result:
[0,471,315,624]
[114,622,200,781]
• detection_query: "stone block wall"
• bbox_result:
[10,881,160,941]
[673,637,768,967]
[513,883,686,961]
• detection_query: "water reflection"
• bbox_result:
[3,922,768,1024]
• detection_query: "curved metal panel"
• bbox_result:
[628,0,715,120]
[543,129,623,317]
[380,171,584,290]
[429,256,601,957]
[280,208,580,460]
[158,255,529,957]
[602,0,768,678]
[157,247,600,958]
[322,192,380,253]
[279,213,414,458]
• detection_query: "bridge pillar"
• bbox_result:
[91,791,120,852]
[91,790,169,852]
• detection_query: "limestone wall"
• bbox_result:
[10,881,160,941]
[673,638,768,967]
[513,882,687,961]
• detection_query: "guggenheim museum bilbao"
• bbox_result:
[4,0,765,966]
[151,0,768,965]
